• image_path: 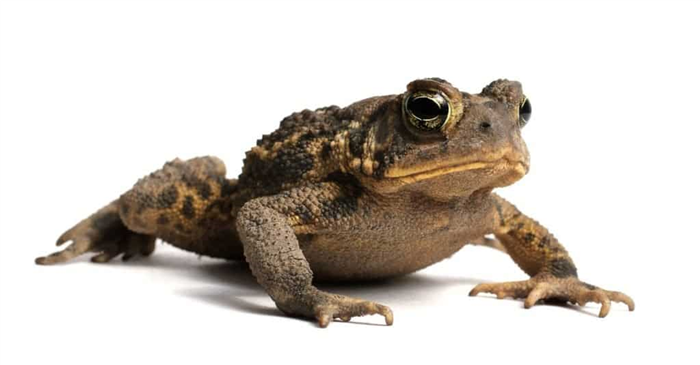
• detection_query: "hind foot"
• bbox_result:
[36,201,156,265]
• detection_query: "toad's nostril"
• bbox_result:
[480,122,492,130]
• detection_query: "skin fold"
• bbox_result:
[36,78,634,327]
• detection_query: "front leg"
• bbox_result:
[469,194,635,317]
[235,182,393,328]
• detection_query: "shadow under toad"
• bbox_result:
[117,249,486,323]
[56,247,607,323]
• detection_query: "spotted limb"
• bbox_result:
[468,194,635,317]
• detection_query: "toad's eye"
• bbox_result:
[404,92,450,131]
[519,97,532,128]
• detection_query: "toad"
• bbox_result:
[36,78,635,327]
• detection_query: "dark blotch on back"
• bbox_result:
[182,195,196,219]
[523,232,536,244]
[321,143,332,159]
[197,182,212,200]
[263,147,315,186]
[156,185,179,209]
[183,174,212,201]
[348,128,367,158]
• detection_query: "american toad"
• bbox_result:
[36,78,634,327]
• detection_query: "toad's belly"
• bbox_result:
[299,228,482,282]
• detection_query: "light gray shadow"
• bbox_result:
[116,252,485,319]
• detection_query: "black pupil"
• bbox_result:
[520,98,532,122]
[408,97,444,120]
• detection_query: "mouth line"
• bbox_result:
[385,158,526,183]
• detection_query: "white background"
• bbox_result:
[1,0,698,364]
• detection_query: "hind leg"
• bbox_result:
[36,156,242,265]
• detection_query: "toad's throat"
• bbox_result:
[385,158,524,183]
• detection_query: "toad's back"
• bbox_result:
[233,106,346,204]
[232,94,399,205]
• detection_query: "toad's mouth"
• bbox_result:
[384,158,528,184]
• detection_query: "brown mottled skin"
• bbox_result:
[36,78,634,327]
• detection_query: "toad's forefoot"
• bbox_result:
[286,289,393,328]
[469,274,635,318]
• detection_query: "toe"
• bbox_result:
[55,228,76,247]
[596,292,612,318]
[469,283,490,297]
[36,251,74,265]
[36,239,90,265]
[317,312,332,328]
[524,282,553,309]
[35,254,59,265]
[315,301,393,327]
[607,291,635,311]
[91,247,120,263]
[577,289,611,318]
[380,305,394,325]
[365,302,394,325]
[363,302,393,325]
[470,280,536,300]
